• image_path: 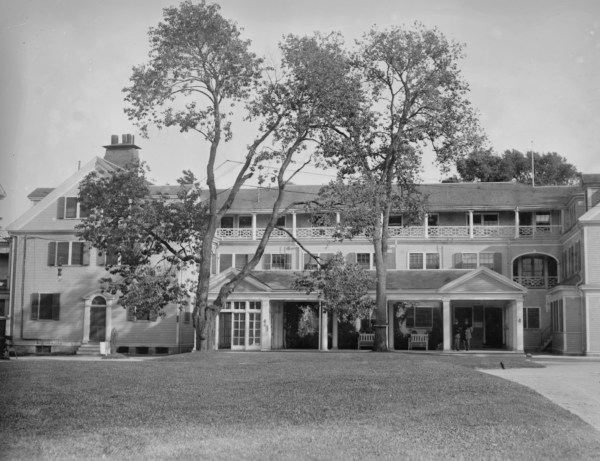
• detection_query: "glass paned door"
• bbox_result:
[218,313,232,349]
[233,313,246,347]
[248,313,261,347]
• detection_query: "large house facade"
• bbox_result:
[5,136,600,356]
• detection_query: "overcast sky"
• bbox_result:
[1,0,600,225]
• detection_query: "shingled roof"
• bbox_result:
[250,270,470,291]
[26,182,580,211]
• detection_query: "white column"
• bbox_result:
[468,210,474,239]
[332,312,338,350]
[355,318,361,332]
[251,213,257,240]
[320,307,328,351]
[261,300,271,351]
[514,299,524,352]
[105,303,113,347]
[214,314,219,350]
[514,209,520,239]
[336,213,340,224]
[388,302,395,351]
[292,211,297,238]
[82,300,91,344]
[424,213,429,239]
[443,300,451,351]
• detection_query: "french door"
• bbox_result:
[220,302,262,350]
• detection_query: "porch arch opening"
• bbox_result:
[512,253,558,289]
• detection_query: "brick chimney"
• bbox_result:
[103,134,140,168]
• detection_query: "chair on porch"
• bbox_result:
[408,334,428,351]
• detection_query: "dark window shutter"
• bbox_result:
[82,243,90,266]
[386,251,396,270]
[149,310,158,322]
[48,242,56,266]
[406,306,415,328]
[453,253,463,269]
[493,253,502,274]
[183,312,191,324]
[263,253,271,270]
[347,253,356,264]
[57,197,65,219]
[52,294,60,321]
[126,307,135,322]
[285,254,292,270]
[30,293,39,320]
[96,249,106,266]
[220,254,233,273]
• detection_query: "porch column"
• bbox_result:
[251,213,257,240]
[388,302,395,351]
[424,213,429,239]
[105,302,113,348]
[336,213,340,224]
[292,211,297,238]
[468,210,474,238]
[443,299,451,351]
[214,314,219,350]
[82,299,91,344]
[332,313,338,350]
[513,299,524,352]
[320,305,328,351]
[261,299,271,351]
[514,209,520,239]
[355,318,361,332]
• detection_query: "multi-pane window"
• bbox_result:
[409,253,423,270]
[406,306,434,328]
[479,253,494,269]
[535,213,550,226]
[272,254,288,270]
[524,307,540,329]
[48,242,85,266]
[563,241,581,279]
[462,253,477,269]
[410,253,440,270]
[357,253,371,269]
[263,254,292,270]
[62,197,90,219]
[30,293,60,321]
[248,313,261,346]
[522,256,544,276]
[233,313,246,346]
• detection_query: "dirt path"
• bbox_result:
[481,360,600,433]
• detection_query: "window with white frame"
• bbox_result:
[48,242,87,266]
[462,253,477,269]
[524,306,540,329]
[97,247,119,266]
[357,253,371,269]
[405,306,434,328]
[223,301,262,348]
[479,253,494,269]
[60,197,90,219]
[409,253,440,270]
[535,213,550,226]
[262,253,292,270]
[460,252,494,270]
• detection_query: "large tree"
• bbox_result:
[78,1,362,350]
[456,149,578,185]
[309,24,485,351]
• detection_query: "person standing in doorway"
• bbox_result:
[452,319,461,351]
[463,319,473,351]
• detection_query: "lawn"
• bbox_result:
[1,352,599,460]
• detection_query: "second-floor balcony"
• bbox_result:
[216,224,563,240]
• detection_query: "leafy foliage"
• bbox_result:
[292,252,375,322]
[456,149,579,185]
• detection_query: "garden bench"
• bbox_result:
[408,334,428,350]
[357,333,374,350]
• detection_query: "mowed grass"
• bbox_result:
[1,352,599,461]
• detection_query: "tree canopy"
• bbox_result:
[455,149,579,185]
[78,1,364,350]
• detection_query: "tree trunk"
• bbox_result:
[372,212,388,352]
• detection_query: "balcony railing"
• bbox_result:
[513,276,558,289]
[215,225,564,240]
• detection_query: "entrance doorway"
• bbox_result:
[282,302,320,349]
[89,296,107,342]
[484,308,503,347]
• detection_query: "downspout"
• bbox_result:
[9,235,18,338]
